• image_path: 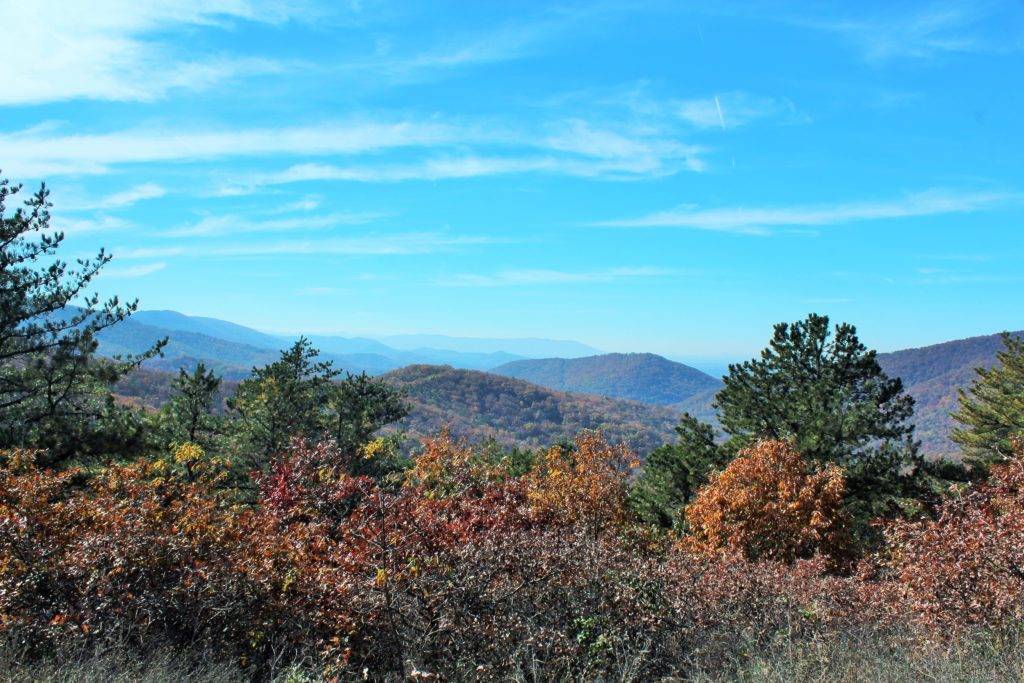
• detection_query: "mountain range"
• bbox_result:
[100,310,545,378]
[102,310,1021,457]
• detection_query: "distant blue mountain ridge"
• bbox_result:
[95,309,594,379]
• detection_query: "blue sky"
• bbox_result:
[1,1,1022,363]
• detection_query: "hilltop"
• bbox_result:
[493,352,721,405]
[113,364,679,456]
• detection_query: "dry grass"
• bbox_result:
[5,629,1024,683]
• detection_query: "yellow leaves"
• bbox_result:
[375,567,388,587]
[404,428,502,498]
[173,442,204,465]
[361,438,387,460]
[0,448,42,473]
[524,431,634,530]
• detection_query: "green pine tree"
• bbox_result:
[629,413,728,529]
[657,314,928,546]
[0,176,164,465]
[164,362,223,451]
[951,333,1024,474]
[326,371,409,453]
[228,337,339,466]
[325,371,410,477]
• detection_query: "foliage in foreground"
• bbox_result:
[633,313,956,553]
[4,436,1024,680]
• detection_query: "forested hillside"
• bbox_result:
[489,335,1024,458]
[114,364,679,455]
[493,352,721,405]
[876,331,1023,456]
[382,364,678,454]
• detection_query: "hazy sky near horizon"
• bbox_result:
[1,0,1022,360]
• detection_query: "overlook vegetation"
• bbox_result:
[3,176,1024,680]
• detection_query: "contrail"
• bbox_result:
[714,95,726,129]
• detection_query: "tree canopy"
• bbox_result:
[951,333,1024,474]
[0,176,163,464]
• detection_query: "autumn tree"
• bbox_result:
[951,333,1024,476]
[712,314,923,533]
[525,431,636,531]
[684,440,850,564]
[630,413,729,529]
[228,338,339,465]
[0,176,163,464]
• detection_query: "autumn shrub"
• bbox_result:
[684,439,851,565]
[8,432,1024,680]
[524,430,637,531]
[869,438,1024,632]
[402,427,509,498]
[0,447,355,676]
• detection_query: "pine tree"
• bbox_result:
[325,371,410,478]
[165,362,223,449]
[713,314,924,542]
[326,372,409,453]
[0,176,163,464]
[228,338,339,465]
[629,414,728,529]
[951,333,1024,474]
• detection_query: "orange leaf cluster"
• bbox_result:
[403,428,506,498]
[683,439,850,564]
[524,431,637,530]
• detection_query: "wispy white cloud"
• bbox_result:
[115,232,501,259]
[362,3,630,81]
[675,91,804,130]
[161,211,386,237]
[1,116,701,183]
[0,1,306,105]
[263,195,323,214]
[0,121,456,177]
[102,261,166,278]
[219,150,695,192]
[439,266,676,287]
[596,189,1014,234]
[793,3,1021,63]
[63,183,167,210]
[57,214,134,234]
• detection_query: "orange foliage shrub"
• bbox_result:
[684,440,849,563]
[0,448,355,673]
[524,431,637,530]
[403,428,505,498]
[872,438,1024,631]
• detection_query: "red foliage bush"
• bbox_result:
[869,439,1024,631]
[0,448,355,673]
